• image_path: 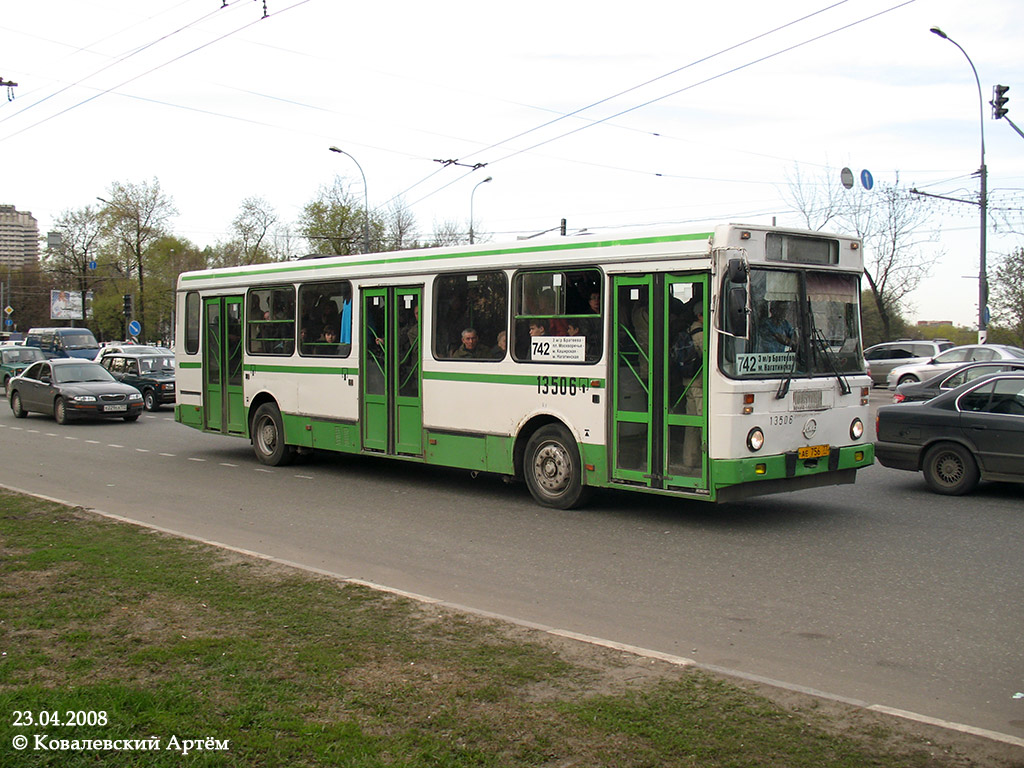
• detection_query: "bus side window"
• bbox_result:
[433,271,507,361]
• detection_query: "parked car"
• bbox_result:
[24,327,101,360]
[893,360,1024,403]
[863,339,954,387]
[875,372,1024,494]
[94,343,165,362]
[1,345,46,393]
[886,344,1024,389]
[99,352,176,411]
[8,358,144,424]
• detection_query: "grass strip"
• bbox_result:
[0,490,1012,767]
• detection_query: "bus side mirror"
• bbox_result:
[727,258,748,284]
[726,285,748,338]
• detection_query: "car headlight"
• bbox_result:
[129,393,143,401]
[746,427,765,452]
[71,395,97,403]
[850,418,864,440]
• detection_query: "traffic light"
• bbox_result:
[123,294,132,317]
[992,84,1009,119]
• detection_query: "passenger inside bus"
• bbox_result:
[452,328,490,359]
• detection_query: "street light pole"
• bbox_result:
[469,176,492,245]
[930,27,988,343]
[328,146,370,254]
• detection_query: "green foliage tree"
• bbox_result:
[298,176,367,255]
[989,246,1024,346]
[98,178,177,340]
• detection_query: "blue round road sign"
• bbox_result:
[860,169,874,190]
[128,320,141,337]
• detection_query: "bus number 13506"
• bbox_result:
[536,376,588,396]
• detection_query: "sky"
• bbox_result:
[2,0,1022,328]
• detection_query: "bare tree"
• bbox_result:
[785,168,939,339]
[427,219,467,248]
[783,164,846,231]
[232,196,279,264]
[382,198,418,252]
[44,206,103,322]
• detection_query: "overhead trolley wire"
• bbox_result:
[0,0,312,144]
[382,0,918,216]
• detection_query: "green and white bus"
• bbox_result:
[174,223,873,508]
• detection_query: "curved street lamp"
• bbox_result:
[469,176,492,245]
[328,146,370,254]
[930,26,988,342]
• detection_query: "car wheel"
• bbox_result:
[898,374,919,386]
[1,376,8,395]
[54,397,69,425]
[10,390,27,418]
[143,389,158,411]
[523,423,592,509]
[251,403,294,466]
[923,442,979,495]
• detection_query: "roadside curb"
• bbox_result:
[5,482,1023,752]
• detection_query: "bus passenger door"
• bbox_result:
[662,276,707,490]
[611,276,653,485]
[611,275,707,491]
[202,295,245,435]
[360,286,423,456]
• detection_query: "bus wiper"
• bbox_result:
[775,352,796,399]
[812,328,851,395]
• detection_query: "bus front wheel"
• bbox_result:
[252,403,295,466]
[524,424,591,509]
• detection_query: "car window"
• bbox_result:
[971,348,997,362]
[911,344,936,356]
[934,348,970,364]
[946,365,1001,389]
[890,348,916,359]
[1005,347,1024,359]
[864,347,889,361]
[988,379,1024,415]
[24,361,47,380]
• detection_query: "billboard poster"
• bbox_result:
[50,290,83,320]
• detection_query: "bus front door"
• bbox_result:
[360,286,423,457]
[611,275,708,492]
[202,295,246,435]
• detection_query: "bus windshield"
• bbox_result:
[721,268,863,379]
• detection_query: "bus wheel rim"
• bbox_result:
[534,441,570,494]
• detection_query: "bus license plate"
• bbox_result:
[798,444,829,459]
[104,404,127,412]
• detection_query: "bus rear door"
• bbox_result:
[202,295,246,435]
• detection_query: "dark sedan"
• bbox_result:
[892,360,1024,403]
[8,359,144,424]
[875,372,1024,494]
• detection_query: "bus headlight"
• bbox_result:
[746,427,765,452]
[850,418,864,440]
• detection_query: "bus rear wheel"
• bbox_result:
[252,403,295,466]
[524,424,591,509]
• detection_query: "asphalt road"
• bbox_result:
[0,391,1021,741]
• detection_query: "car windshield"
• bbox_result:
[720,268,864,378]
[52,363,116,384]
[138,356,174,373]
[2,347,45,364]
[61,331,99,350]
